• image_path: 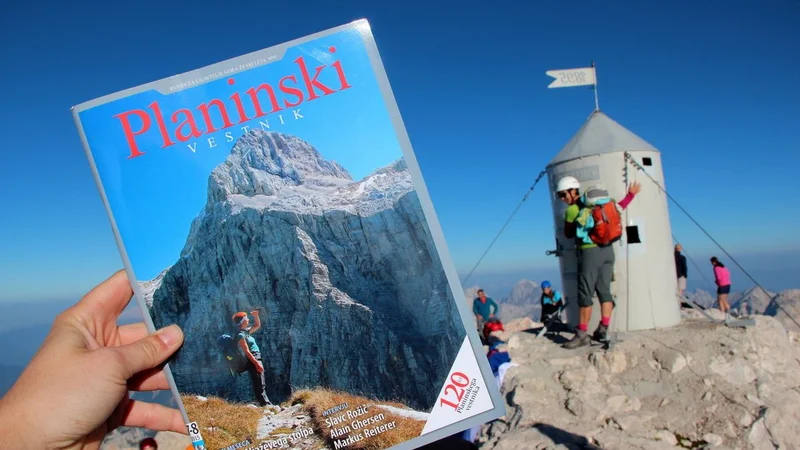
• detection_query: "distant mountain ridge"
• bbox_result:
[464,279,543,324]
[687,287,800,332]
[463,278,800,333]
[686,286,781,315]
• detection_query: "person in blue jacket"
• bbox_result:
[539,280,564,325]
[472,289,499,333]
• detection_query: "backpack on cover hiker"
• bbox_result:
[216,333,249,375]
[582,184,623,246]
[483,318,504,340]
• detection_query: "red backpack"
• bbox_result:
[583,185,623,246]
[483,319,504,338]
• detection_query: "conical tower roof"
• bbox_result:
[548,110,659,167]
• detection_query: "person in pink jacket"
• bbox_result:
[711,256,732,321]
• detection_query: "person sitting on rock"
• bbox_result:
[555,176,641,349]
[485,340,511,378]
[232,310,272,407]
[539,280,565,327]
[472,289,499,336]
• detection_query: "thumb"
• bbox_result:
[114,324,184,378]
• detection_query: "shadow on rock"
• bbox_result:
[521,326,570,345]
[532,423,604,449]
[419,434,479,449]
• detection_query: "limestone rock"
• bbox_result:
[475,314,800,450]
[654,430,677,445]
[747,418,774,450]
[139,131,464,409]
[703,433,723,446]
[653,348,687,374]
[607,350,627,374]
[709,356,757,386]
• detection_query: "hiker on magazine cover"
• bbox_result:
[232,311,273,407]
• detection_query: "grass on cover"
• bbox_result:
[269,426,295,435]
[181,395,263,450]
[290,388,425,450]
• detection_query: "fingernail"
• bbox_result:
[158,324,182,346]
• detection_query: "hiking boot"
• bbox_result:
[592,323,608,342]
[562,329,590,349]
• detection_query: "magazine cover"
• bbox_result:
[71,19,505,450]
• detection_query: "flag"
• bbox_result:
[545,67,596,89]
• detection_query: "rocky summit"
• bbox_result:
[139,130,465,410]
[477,309,800,450]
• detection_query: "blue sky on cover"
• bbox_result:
[76,28,403,281]
[0,0,799,302]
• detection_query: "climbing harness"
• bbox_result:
[463,170,548,284]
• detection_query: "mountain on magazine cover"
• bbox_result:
[139,130,467,410]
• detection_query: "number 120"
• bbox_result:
[439,372,470,410]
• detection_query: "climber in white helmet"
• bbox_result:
[555,175,641,349]
[555,176,581,195]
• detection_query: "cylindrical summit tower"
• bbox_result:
[546,110,681,333]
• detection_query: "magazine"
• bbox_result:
[71,19,505,450]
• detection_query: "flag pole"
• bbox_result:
[592,61,599,111]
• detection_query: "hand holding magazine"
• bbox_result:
[71,19,505,450]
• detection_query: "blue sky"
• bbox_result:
[1,0,798,302]
[75,26,402,280]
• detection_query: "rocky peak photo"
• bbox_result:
[141,131,465,411]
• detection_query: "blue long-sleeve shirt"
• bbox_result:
[473,297,499,321]
[541,290,563,306]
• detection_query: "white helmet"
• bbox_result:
[556,176,580,192]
